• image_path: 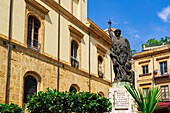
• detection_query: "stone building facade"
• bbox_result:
[133,45,170,100]
[0,0,115,108]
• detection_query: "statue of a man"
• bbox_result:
[108,20,132,82]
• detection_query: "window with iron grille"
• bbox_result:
[160,61,167,76]
[71,41,79,69]
[24,76,37,103]
[142,65,148,74]
[27,16,40,52]
[161,85,169,100]
[69,86,77,92]
[98,56,103,79]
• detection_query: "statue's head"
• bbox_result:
[114,29,121,37]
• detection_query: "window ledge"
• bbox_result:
[139,73,151,77]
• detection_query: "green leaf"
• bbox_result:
[125,85,161,113]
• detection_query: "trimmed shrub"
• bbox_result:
[0,103,23,113]
[27,88,112,113]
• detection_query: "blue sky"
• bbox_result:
[87,0,170,52]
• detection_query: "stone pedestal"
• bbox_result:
[108,82,137,113]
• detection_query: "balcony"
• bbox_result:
[71,57,79,69]
[27,41,41,53]
[98,71,104,79]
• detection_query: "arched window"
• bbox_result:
[69,84,80,92]
[69,86,77,92]
[98,56,103,78]
[71,41,79,68]
[24,76,37,103]
[98,91,104,97]
[27,16,40,50]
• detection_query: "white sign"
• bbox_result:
[115,91,128,109]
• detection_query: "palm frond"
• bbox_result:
[125,85,161,113]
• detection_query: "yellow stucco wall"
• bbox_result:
[44,9,58,57]
[0,0,10,36]
[0,0,113,107]
[11,0,25,43]
[90,37,97,75]
[134,45,170,100]
[0,0,113,80]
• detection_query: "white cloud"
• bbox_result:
[112,21,119,25]
[158,6,170,22]
[134,34,140,38]
[124,27,140,38]
[112,20,128,25]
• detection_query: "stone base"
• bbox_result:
[108,82,137,113]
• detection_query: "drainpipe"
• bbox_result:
[133,68,137,90]
[89,31,91,93]
[110,58,112,83]
[57,0,61,92]
[152,56,155,88]
[5,0,13,104]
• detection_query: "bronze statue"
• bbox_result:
[108,20,132,82]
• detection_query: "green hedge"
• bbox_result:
[0,103,23,113]
[27,88,112,113]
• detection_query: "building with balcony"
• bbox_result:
[133,44,170,101]
[0,0,115,108]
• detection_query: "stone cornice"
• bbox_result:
[0,34,111,86]
[156,56,169,61]
[96,44,107,54]
[138,59,150,64]
[40,0,112,49]
[40,0,88,32]
[134,45,170,59]
[88,18,112,47]
[25,0,49,14]
[68,25,84,38]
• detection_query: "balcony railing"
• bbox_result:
[71,57,79,69]
[27,41,41,53]
[98,71,104,79]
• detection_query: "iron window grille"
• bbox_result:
[24,76,37,103]
[71,57,79,69]
[71,41,79,69]
[160,61,168,76]
[27,16,41,52]
[161,86,169,101]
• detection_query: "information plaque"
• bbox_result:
[115,91,128,109]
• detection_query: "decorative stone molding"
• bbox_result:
[25,0,49,18]
[68,25,84,42]
[139,73,152,77]
[41,0,112,49]
[139,59,150,64]
[156,56,169,61]
[24,0,49,53]
[68,25,83,69]
[96,44,106,57]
